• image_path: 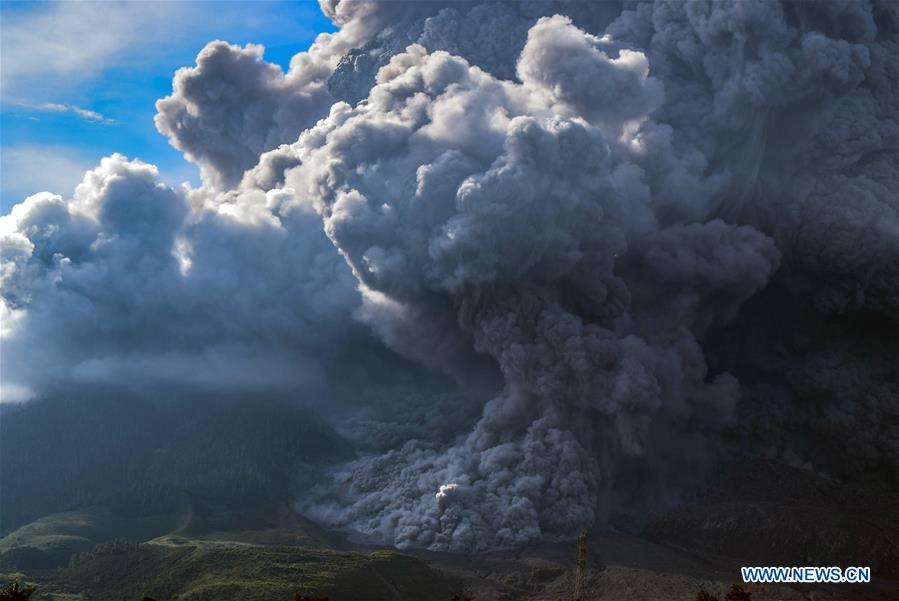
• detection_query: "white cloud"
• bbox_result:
[0,1,328,103]
[28,102,112,123]
[0,1,192,98]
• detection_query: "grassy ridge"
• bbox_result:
[0,511,181,570]
[0,506,456,600]
[3,540,455,601]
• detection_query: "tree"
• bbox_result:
[695,589,718,601]
[0,581,35,601]
[724,584,752,601]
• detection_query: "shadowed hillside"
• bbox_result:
[643,459,899,581]
[0,389,352,536]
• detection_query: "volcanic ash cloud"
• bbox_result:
[291,16,780,551]
[2,0,897,553]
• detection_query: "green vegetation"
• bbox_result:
[2,539,453,601]
[0,580,35,601]
[0,511,182,570]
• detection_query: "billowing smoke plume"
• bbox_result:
[285,16,780,550]
[2,0,897,552]
[1,154,359,396]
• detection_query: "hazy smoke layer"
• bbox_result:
[2,0,897,552]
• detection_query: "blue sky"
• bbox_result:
[0,0,335,211]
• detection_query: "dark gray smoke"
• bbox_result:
[2,0,897,552]
[287,14,780,550]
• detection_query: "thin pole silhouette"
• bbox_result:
[573,530,587,601]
